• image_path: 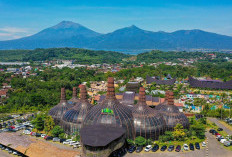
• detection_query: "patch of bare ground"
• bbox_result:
[16,140,80,157]
[0,132,80,157]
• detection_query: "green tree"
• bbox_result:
[173,123,186,141]
[44,115,55,133]
[32,114,45,131]
[135,136,147,146]
[126,139,134,145]
[51,125,64,137]
[190,120,206,139]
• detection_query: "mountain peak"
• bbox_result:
[129,25,138,28]
[127,25,141,30]
[52,21,83,29]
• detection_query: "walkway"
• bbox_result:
[0,150,12,157]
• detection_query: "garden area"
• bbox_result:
[127,116,207,153]
[31,113,80,141]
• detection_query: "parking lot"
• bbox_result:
[208,118,232,135]
[125,131,231,157]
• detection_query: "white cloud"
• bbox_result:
[0,27,28,33]
[0,32,13,37]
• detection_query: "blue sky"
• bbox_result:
[0,0,232,40]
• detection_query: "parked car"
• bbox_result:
[212,131,217,135]
[63,140,71,145]
[68,141,76,145]
[118,148,126,157]
[30,132,36,136]
[224,141,230,147]
[189,143,194,151]
[73,144,81,149]
[220,139,227,144]
[35,133,41,137]
[13,151,18,155]
[136,146,143,153]
[160,145,167,151]
[209,129,215,133]
[70,141,80,146]
[128,145,136,153]
[112,148,126,157]
[216,135,222,139]
[152,145,159,152]
[168,145,174,152]
[44,136,53,141]
[59,139,66,143]
[183,144,189,151]
[202,142,206,147]
[8,149,13,154]
[53,137,60,142]
[215,133,220,136]
[41,134,46,138]
[3,128,9,132]
[9,128,17,132]
[218,136,224,141]
[217,128,223,131]
[175,145,181,152]
[144,145,152,152]
[195,142,200,150]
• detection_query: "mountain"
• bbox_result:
[29,21,101,40]
[0,21,232,51]
[0,21,100,49]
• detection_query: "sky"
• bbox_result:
[0,0,232,40]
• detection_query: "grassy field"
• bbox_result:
[219,120,232,131]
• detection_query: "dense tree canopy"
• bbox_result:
[0,48,130,64]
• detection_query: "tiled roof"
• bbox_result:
[189,76,232,90]
[146,76,176,85]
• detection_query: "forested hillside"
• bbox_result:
[0,48,130,64]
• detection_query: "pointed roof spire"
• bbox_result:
[72,87,77,98]
[60,88,66,103]
[80,85,87,101]
[168,91,174,105]
[138,87,146,105]
[106,77,115,99]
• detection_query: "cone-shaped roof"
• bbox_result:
[68,86,80,104]
[155,90,189,130]
[49,88,72,125]
[61,85,92,134]
[84,77,135,139]
[132,87,166,139]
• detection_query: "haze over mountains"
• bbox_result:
[0,21,232,51]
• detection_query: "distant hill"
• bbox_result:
[0,21,232,51]
[0,48,130,64]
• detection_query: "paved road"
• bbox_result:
[208,117,232,135]
[125,131,231,157]
[0,150,12,157]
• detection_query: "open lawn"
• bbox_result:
[219,120,232,131]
